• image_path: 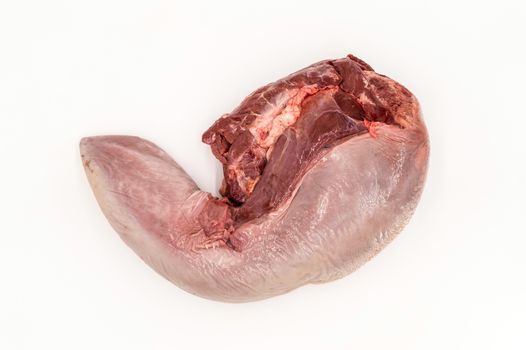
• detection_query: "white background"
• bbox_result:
[1,0,525,349]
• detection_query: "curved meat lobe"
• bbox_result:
[80,54,429,302]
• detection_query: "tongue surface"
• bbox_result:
[80,54,429,301]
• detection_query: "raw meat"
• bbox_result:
[80,54,429,302]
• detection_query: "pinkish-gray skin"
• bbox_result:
[80,54,429,302]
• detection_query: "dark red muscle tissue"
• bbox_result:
[80,54,429,302]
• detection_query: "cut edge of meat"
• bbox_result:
[196,54,421,251]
